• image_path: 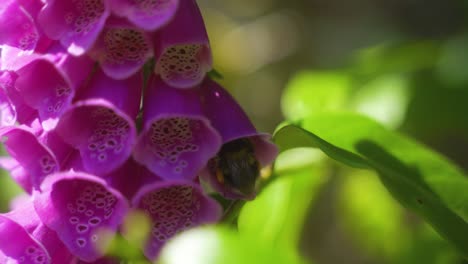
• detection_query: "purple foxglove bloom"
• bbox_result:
[0,126,59,191]
[12,45,94,129]
[0,71,17,126]
[0,70,37,126]
[55,69,140,175]
[131,180,222,260]
[9,193,32,211]
[0,214,52,263]
[33,171,130,262]
[0,127,81,192]
[90,17,153,80]
[40,129,79,168]
[108,0,179,31]
[133,77,221,181]
[0,199,76,264]
[1,45,44,71]
[154,0,212,89]
[198,78,278,200]
[0,0,48,52]
[75,257,121,263]
[38,0,111,56]
[104,158,152,201]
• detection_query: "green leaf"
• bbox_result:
[274,123,369,169]
[158,226,307,264]
[338,170,461,264]
[436,33,468,86]
[351,74,410,129]
[281,71,351,121]
[273,113,468,258]
[238,148,327,252]
[0,172,24,212]
[207,68,224,80]
[338,170,408,257]
[353,41,440,76]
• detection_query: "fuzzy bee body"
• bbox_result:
[211,138,260,197]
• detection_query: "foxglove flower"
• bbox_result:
[38,0,111,56]
[0,0,277,262]
[131,179,222,260]
[108,0,179,31]
[199,78,278,200]
[33,171,130,262]
[0,70,37,126]
[55,69,140,175]
[0,198,76,263]
[103,161,223,260]
[133,76,221,181]
[5,44,93,129]
[0,126,59,191]
[0,0,51,52]
[0,71,18,126]
[90,18,153,79]
[154,0,212,88]
[0,125,77,193]
[0,213,52,263]
[104,158,151,200]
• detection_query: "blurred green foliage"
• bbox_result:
[159,226,307,264]
[0,165,24,212]
[338,170,460,264]
[238,148,327,255]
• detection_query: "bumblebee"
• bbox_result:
[211,138,260,197]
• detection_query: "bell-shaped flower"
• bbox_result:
[0,70,37,126]
[40,129,79,168]
[0,126,82,193]
[90,17,153,80]
[0,88,16,127]
[33,171,130,262]
[38,0,111,56]
[0,213,52,263]
[0,0,50,52]
[108,0,179,31]
[133,77,221,181]
[55,69,140,175]
[104,158,152,201]
[12,45,94,129]
[0,126,59,191]
[0,198,76,264]
[131,179,222,260]
[154,0,212,88]
[198,78,278,200]
[0,71,18,126]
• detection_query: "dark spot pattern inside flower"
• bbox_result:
[140,185,200,245]
[18,22,39,50]
[20,245,49,264]
[103,28,150,65]
[158,44,204,83]
[86,107,131,163]
[64,182,117,249]
[39,155,57,175]
[65,0,106,34]
[0,0,275,261]
[133,0,173,14]
[47,84,72,114]
[149,117,200,174]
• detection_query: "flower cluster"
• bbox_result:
[0,0,277,263]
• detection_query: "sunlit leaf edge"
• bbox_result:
[273,116,468,259]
